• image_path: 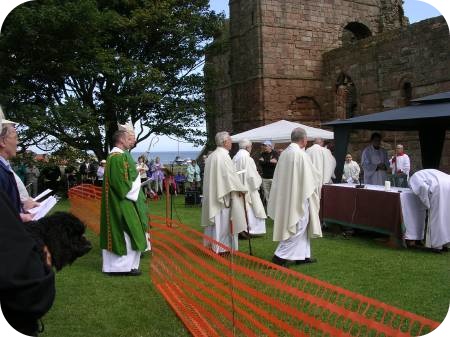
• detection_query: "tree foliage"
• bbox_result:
[0,0,224,159]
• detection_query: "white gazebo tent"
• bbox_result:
[230,120,334,143]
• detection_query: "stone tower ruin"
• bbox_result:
[206,0,407,135]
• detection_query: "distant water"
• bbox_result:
[131,151,201,164]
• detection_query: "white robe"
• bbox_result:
[361,145,389,185]
[409,169,450,249]
[389,154,411,177]
[102,147,144,273]
[342,160,360,183]
[274,200,311,260]
[201,147,247,252]
[306,144,336,185]
[268,143,322,259]
[233,149,267,235]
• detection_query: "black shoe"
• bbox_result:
[238,231,250,240]
[104,269,141,276]
[271,255,288,266]
[295,257,317,265]
[218,251,231,258]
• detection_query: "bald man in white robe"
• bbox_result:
[268,128,322,266]
[233,139,266,235]
[201,131,248,253]
[409,169,450,250]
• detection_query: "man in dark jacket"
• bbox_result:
[0,189,55,336]
[0,120,21,214]
[0,117,34,222]
[258,140,279,205]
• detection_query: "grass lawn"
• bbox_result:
[42,196,449,337]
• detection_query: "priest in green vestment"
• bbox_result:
[100,128,149,275]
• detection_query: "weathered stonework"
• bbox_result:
[205,0,450,172]
[322,16,450,172]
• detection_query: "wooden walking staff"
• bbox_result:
[393,133,398,187]
[164,175,170,227]
[240,192,253,256]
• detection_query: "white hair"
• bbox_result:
[239,138,252,149]
[291,127,307,142]
[0,123,14,138]
[314,137,324,145]
[215,131,230,146]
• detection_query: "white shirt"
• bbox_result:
[343,160,360,183]
[390,153,410,177]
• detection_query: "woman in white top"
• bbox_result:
[342,154,360,183]
[136,156,149,182]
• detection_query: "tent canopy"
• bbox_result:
[231,120,334,143]
[324,102,450,131]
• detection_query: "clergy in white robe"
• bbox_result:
[201,131,248,253]
[342,154,360,183]
[389,144,410,188]
[361,133,389,185]
[306,138,336,186]
[232,139,267,235]
[268,127,322,266]
[409,169,450,250]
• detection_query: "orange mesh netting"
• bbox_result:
[69,185,440,337]
[68,184,102,234]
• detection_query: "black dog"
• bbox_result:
[25,212,92,271]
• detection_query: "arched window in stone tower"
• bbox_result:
[287,96,322,126]
[335,73,357,119]
[342,22,372,46]
[402,82,412,106]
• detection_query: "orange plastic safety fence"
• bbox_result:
[68,186,440,337]
[68,184,102,234]
[150,218,440,337]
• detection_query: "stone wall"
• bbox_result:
[226,0,406,133]
[205,21,233,143]
[322,16,450,172]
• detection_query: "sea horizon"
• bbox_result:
[131,150,201,164]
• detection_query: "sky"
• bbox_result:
[0,1,446,154]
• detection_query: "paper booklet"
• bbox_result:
[28,195,58,220]
[33,189,52,202]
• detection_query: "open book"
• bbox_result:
[28,195,59,220]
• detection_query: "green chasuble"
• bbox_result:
[100,150,149,256]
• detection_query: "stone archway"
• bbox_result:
[342,22,372,45]
[335,73,357,119]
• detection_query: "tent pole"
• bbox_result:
[333,126,350,183]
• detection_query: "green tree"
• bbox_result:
[0,0,224,159]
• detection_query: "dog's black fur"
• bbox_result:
[25,212,92,271]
